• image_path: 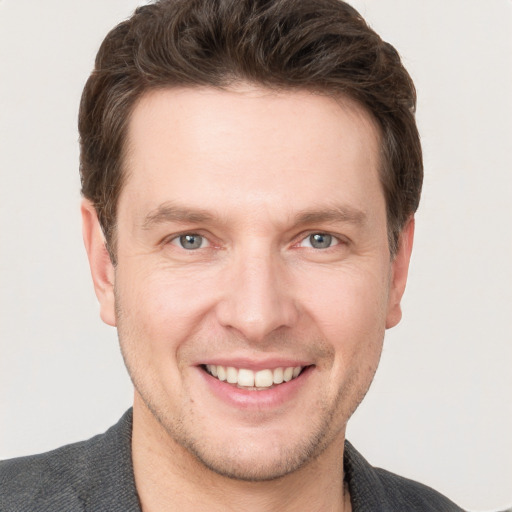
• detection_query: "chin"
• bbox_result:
[149,396,344,483]
[176,428,334,482]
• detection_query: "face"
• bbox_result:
[83,85,412,481]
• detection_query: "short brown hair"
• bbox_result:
[79,0,422,260]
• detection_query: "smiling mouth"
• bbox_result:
[203,364,307,390]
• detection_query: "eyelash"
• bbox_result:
[169,233,211,250]
[167,231,345,251]
[297,233,342,250]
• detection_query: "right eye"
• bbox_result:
[170,234,209,250]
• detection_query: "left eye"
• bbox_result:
[300,233,339,249]
[171,234,209,250]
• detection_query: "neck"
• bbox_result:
[131,399,351,512]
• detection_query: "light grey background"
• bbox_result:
[1,1,511,510]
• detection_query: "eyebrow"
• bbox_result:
[142,202,215,230]
[141,202,367,231]
[293,205,367,227]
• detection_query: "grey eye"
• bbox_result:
[308,233,333,249]
[178,234,204,250]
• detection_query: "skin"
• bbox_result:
[82,84,414,512]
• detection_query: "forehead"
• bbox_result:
[120,85,383,225]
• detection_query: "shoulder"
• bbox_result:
[370,466,466,511]
[0,410,139,512]
[344,441,466,512]
[0,436,97,511]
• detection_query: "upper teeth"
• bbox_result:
[205,365,303,389]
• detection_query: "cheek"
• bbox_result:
[114,269,204,395]
[297,264,389,364]
[115,265,218,351]
[302,263,388,327]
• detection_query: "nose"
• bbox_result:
[215,245,299,343]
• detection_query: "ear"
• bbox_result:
[81,199,116,326]
[386,217,415,329]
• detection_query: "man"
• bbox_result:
[0,0,465,510]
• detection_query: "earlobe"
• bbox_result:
[385,218,415,329]
[81,199,117,327]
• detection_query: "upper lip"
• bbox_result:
[197,357,312,371]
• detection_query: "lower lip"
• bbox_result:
[198,366,313,409]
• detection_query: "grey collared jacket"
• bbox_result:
[0,409,465,511]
